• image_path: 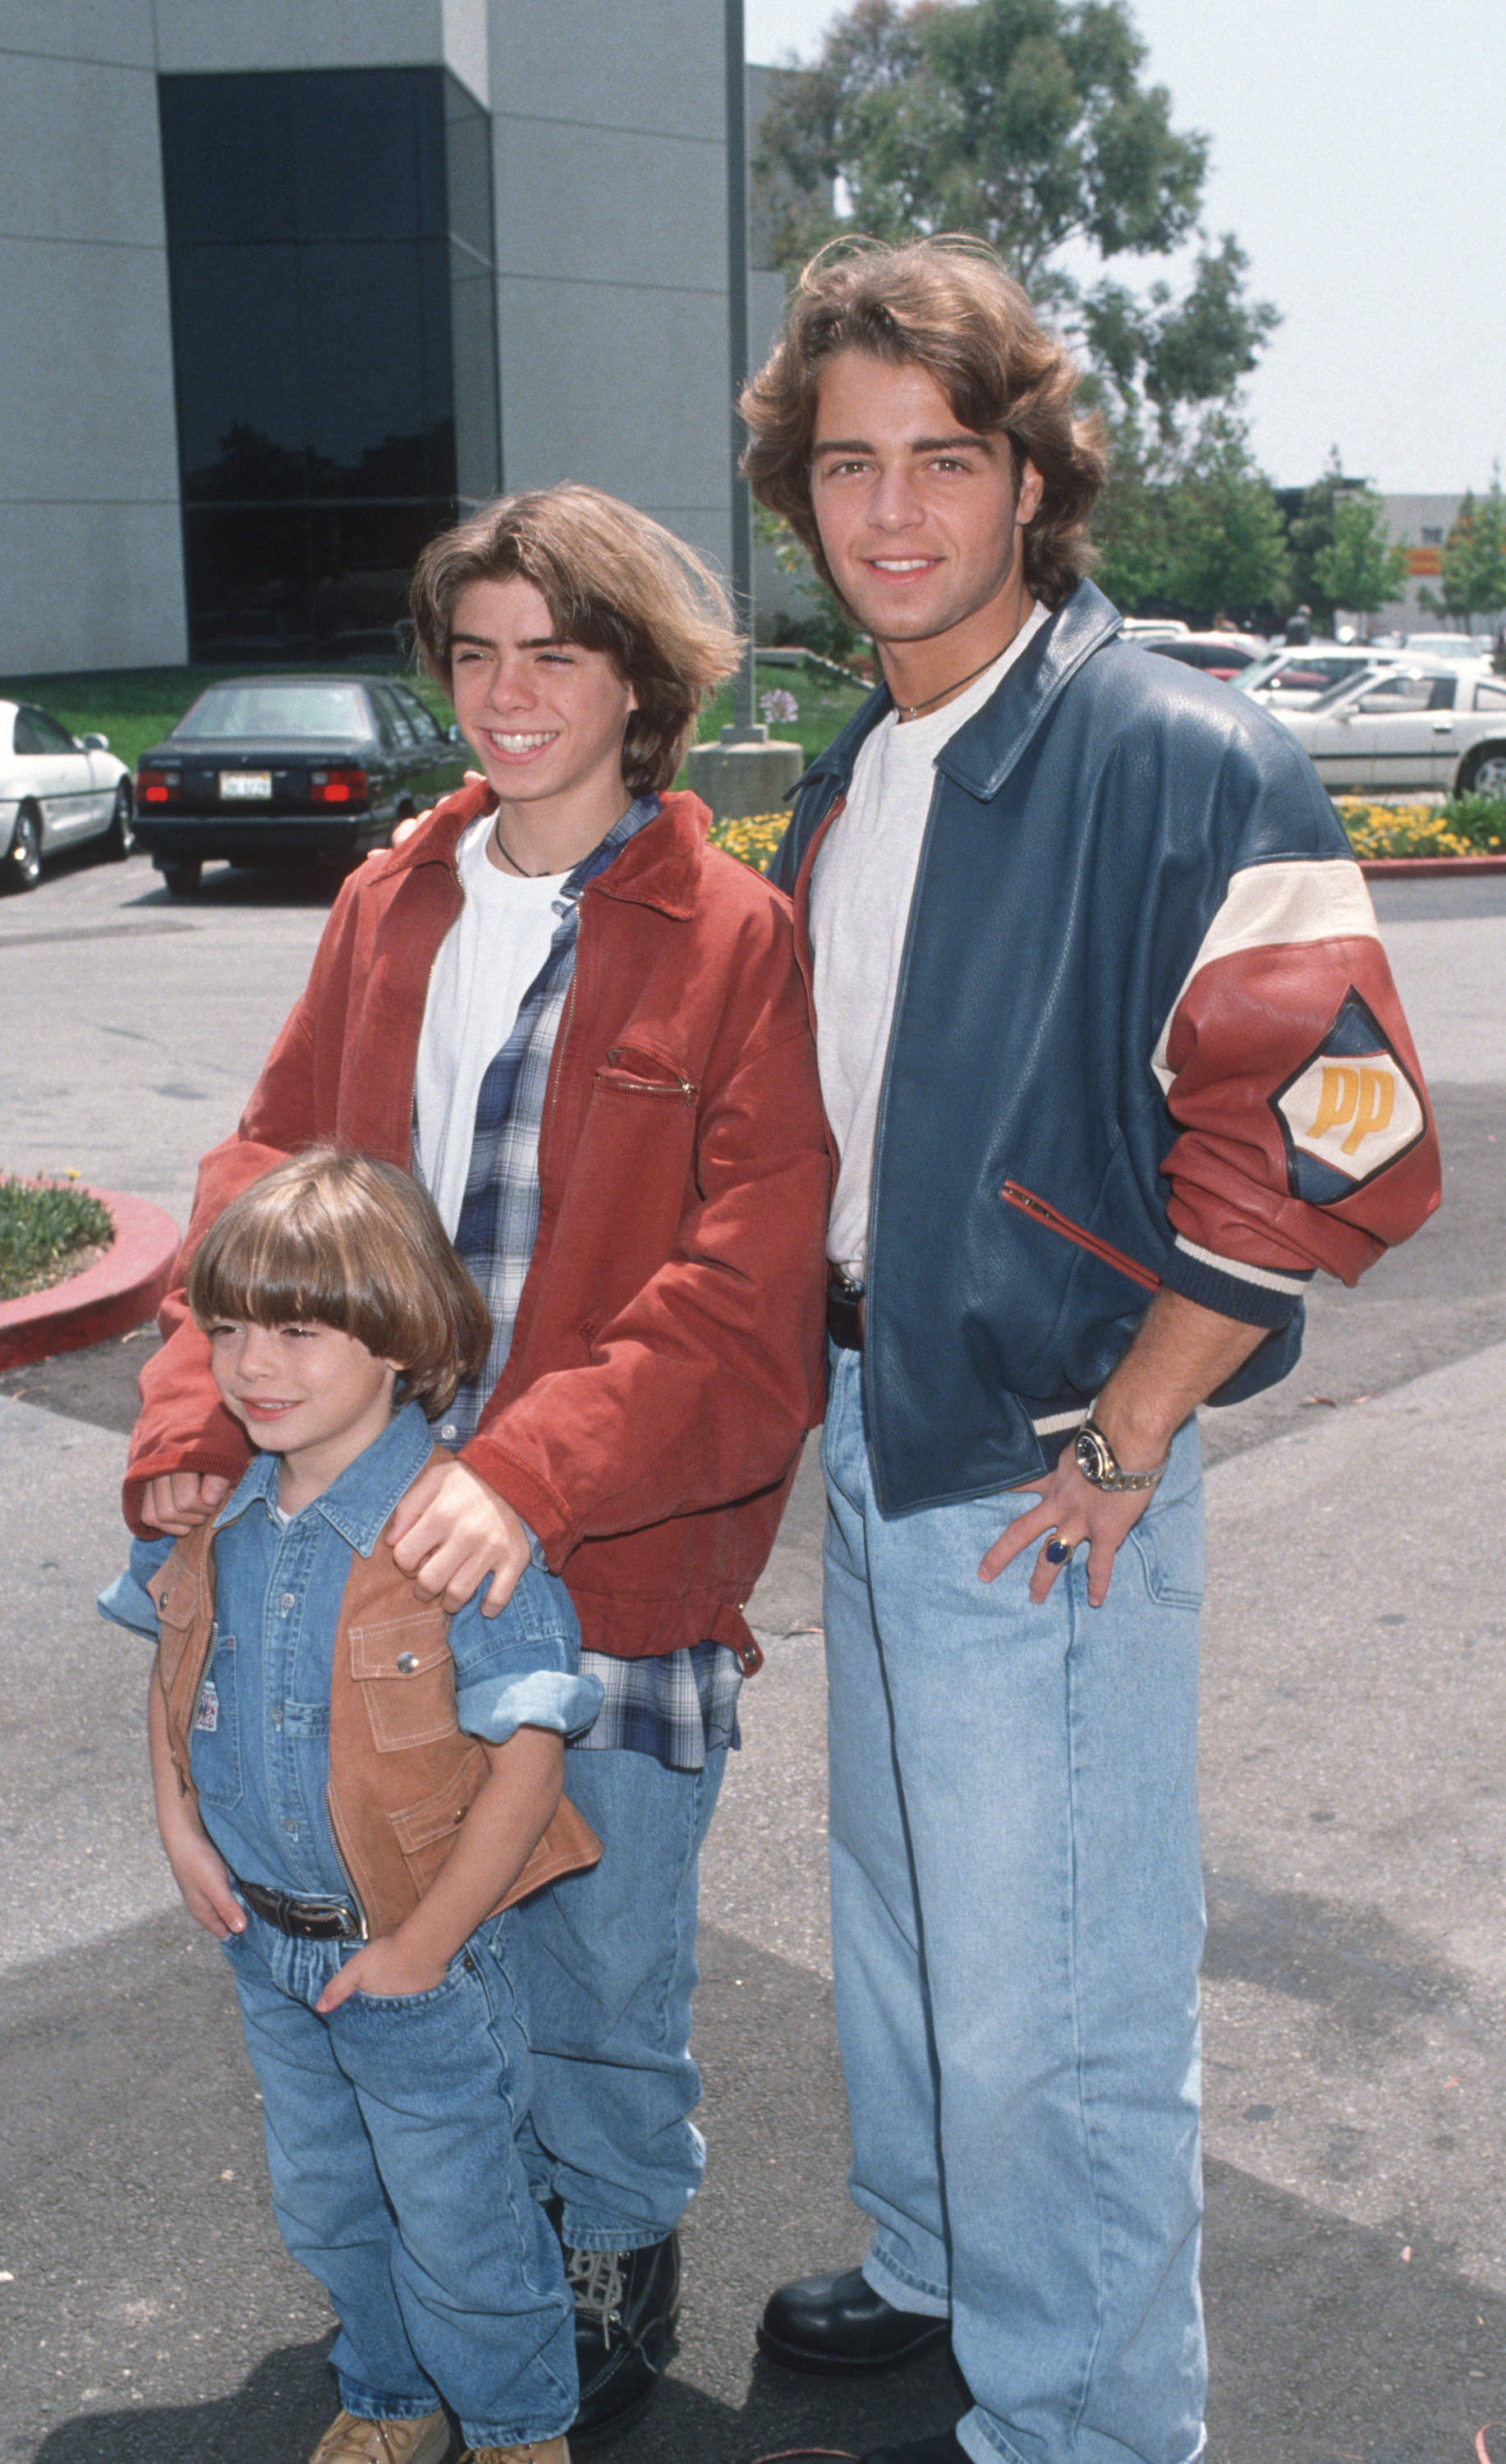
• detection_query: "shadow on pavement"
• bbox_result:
[32,2342,339,2464]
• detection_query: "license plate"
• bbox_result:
[220,770,272,800]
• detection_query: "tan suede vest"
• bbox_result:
[146,1493,600,1939]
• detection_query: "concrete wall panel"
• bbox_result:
[0,51,164,246]
[497,275,729,510]
[496,118,723,289]
[0,239,179,502]
[493,0,723,143]
[0,499,186,673]
[150,0,487,103]
[0,2,153,68]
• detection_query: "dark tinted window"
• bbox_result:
[16,706,78,754]
[393,683,445,742]
[160,67,498,658]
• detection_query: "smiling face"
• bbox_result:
[207,1317,402,1511]
[447,574,638,866]
[809,350,1043,701]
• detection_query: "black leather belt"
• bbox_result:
[233,1874,365,1941]
[826,1270,865,1353]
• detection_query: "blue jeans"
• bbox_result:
[508,1744,727,2248]
[222,1905,576,2449]
[822,1347,1206,2464]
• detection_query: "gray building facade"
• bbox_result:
[1,0,736,674]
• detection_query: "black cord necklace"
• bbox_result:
[894,646,1006,722]
[491,817,561,877]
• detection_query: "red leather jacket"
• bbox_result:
[125,784,829,1667]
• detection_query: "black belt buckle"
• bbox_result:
[234,1874,365,1941]
[825,1270,865,1353]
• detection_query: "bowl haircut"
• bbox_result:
[740,235,1108,613]
[186,1149,490,1421]
[410,482,743,798]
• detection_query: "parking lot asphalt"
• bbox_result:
[0,848,1502,2464]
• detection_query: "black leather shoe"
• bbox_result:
[757,2265,948,2373]
[566,2231,681,2444]
[858,2436,970,2464]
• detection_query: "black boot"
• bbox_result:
[567,2232,681,2444]
[758,2265,949,2374]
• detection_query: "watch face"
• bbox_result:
[1075,1427,1110,1484]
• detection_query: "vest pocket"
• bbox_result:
[347,1604,457,1751]
[388,1745,489,1896]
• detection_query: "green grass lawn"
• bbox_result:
[2,657,870,784]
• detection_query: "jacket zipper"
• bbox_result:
[1001,1181,1162,1294]
[604,1047,696,1103]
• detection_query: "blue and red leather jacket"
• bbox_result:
[771,580,1441,1516]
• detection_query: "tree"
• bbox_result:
[1092,409,1288,623]
[1311,489,1409,623]
[1420,469,1506,627]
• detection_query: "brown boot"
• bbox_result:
[308,2410,451,2464]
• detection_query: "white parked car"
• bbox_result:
[0,699,135,890]
[1268,660,1506,797]
[1236,643,1407,710]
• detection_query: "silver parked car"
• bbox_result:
[1268,659,1506,796]
[0,699,135,890]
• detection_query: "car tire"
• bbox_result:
[6,806,42,893]
[104,779,135,859]
[1457,743,1506,799]
[161,857,202,896]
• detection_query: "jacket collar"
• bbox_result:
[214,1400,437,1558]
[382,776,711,923]
[795,579,1123,806]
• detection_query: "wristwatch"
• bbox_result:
[1073,1418,1167,1493]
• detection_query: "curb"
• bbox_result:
[0,1188,180,1372]
[1358,854,1506,877]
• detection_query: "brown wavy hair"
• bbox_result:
[742,237,1106,610]
[410,484,742,795]
[186,1148,490,1419]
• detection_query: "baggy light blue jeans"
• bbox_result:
[222,1905,576,2450]
[508,1743,728,2249]
[821,1346,1206,2464]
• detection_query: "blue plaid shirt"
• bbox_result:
[419,796,743,1774]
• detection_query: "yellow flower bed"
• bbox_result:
[1335,800,1502,860]
[707,811,788,870]
[712,802,1506,868]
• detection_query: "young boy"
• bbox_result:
[102,1148,604,2464]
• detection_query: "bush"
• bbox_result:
[1435,792,1506,849]
[0,1175,113,1302]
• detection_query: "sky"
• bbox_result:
[743,0,1506,498]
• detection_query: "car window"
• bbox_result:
[393,683,444,742]
[370,685,416,748]
[1270,657,1369,697]
[15,704,78,754]
[172,683,370,739]
[1355,673,1453,715]
[1473,681,1506,710]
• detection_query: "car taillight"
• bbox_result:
[310,766,368,806]
[137,769,179,803]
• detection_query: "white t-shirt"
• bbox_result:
[810,602,1050,1280]
[414,815,572,1235]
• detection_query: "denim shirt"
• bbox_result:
[101,1401,602,1899]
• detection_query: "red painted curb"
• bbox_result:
[1359,854,1506,876]
[0,1187,181,1372]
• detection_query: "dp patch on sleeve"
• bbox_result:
[1270,988,1426,1204]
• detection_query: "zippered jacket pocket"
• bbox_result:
[1000,1181,1161,1294]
